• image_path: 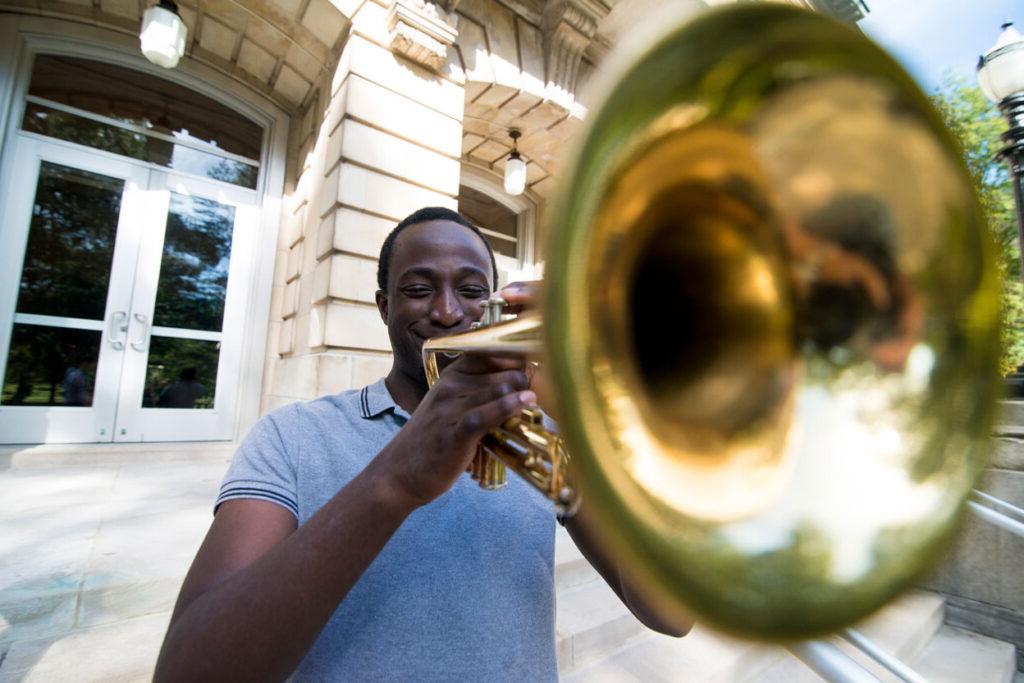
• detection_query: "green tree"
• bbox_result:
[932,74,1024,375]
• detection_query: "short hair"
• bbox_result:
[376,206,499,291]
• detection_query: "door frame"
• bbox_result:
[0,15,289,444]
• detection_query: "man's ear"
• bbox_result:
[375,290,389,324]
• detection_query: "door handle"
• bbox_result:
[129,313,149,352]
[108,311,128,350]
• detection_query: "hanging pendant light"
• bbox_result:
[141,0,188,69]
[504,129,527,196]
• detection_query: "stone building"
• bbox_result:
[0,0,867,445]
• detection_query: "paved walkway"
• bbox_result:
[0,443,236,682]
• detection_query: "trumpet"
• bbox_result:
[423,3,1001,641]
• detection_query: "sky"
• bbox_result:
[859,0,1024,94]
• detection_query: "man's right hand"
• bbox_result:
[378,355,535,509]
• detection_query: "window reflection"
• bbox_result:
[16,163,121,320]
[23,103,258,189]
[153,193,235,332]
[2,324,100,406]
[459,184,519,258]
[27,55,262,160]
[143,337,219,409]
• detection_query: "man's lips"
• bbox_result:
[411,327,473,344]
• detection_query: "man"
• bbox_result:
[155,207,688,682]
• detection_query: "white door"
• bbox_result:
[0,135,257,443]
[113,170,257,442]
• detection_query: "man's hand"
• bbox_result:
[495,281,556,417]
[379,354,535,509]
[497,280,540,314]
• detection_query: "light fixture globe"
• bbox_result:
[977,22,1024,103]
[504,129,526,195]
[141,0,187,69]
[504,152,526,195]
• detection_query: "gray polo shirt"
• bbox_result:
[216,378,558,681]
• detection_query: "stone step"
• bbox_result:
[0,611,170,683]
[832,589,946,682]
[0,441,236,469]
[1,464,219,645]
[559,590,947,682]
[560,622,785,682]
[554,526,597,591]
[912,625,1017,683]
[556,574,651,673]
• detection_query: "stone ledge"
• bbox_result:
[913,624,1017,683]
[0,442,236,469]
[944,595,1024,674]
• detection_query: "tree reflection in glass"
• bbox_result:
[16,163,121,320]
[2,325,100,406]
[153,193,234,332]
[142,337,219,409]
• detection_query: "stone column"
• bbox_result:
[266,0,465,408]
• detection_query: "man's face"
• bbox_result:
[376,220,493,384]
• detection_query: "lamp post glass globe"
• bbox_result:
[977,22,1024,297]
[141,1,187,69]
[978,23,1024,103]
[504,153,526,195]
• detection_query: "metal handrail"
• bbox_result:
[841,629,929,683]
[787,641,882,683]
[969,490,1024,538]
[972,489,1024,520]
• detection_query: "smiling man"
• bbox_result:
[154,207,687,682]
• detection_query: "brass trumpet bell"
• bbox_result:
[428,3,1002,640]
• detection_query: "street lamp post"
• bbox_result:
[978,22,1024,277]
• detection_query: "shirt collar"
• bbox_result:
[360,378,411,420]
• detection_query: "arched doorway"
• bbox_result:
[0,45,283,444]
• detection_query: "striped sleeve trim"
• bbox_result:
[359,386,370,418]
[216,485,299,519]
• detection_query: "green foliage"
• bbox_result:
[932,74,1024,375]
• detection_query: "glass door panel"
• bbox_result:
[146,192,234,411]
[0,138,149,443]
[1,161,121,408]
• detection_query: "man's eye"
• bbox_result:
[460,287,489,299]
[402,287,432,298]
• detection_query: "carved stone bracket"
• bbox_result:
[542,0,610,100]
[433,0,461,12]
[386,0,459,71]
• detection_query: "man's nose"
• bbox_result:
[429,289,465,328]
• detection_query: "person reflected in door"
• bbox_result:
[157,367,207,408]
[62,344,91,407]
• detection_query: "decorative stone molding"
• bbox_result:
[433,0,462,12]
[541,0,610,100]
[386,0,459,71]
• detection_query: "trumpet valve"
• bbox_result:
[469,448,508,490]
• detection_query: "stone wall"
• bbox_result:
[261,0,603,411]
[257,0,873,414]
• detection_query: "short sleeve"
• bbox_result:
[215,406,299,519]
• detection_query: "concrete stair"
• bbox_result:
[554,528,1019,682]
[914,625,1017,683]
